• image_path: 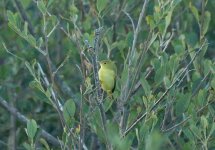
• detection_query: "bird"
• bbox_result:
[98,60,117,96]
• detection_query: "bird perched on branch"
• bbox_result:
[98,60,117,96]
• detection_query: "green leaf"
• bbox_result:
[189,4,199,23]
[7,10,16,26]
[175,93,191,115]
[47,0,54,8]
[190,124,202,139]
[202,11,211,35]
[171,38,185,54]
[23,142,32,150]
[140,77,151,97]
[38,37,43,48]
[200,116,208,130]
[158,20,165,34]
[148,32,158,48]
[185,32,198,47]
[26,119,38,140]
[197,89,207,107]
[50,15,58,26]
[146,15,155,29]
[28,34,36,47]
[96,0,107,13]
[7,11,20,32]
[208,123,215,139]
[203,59,212,75]
[63,99,76,123]
[120,65,129,85]
[25,61,35,77]
[89,109,105,142]
[103,98,114,112]
[164,11,172,35]
[210,64,215,74]
[211,77,215,89]
[145,131,164,150]
[169,55,179,76]
[164,76,171,88]
[24,21,28,35]
[39,138,50,150]
[29,80,44,92]
[107,122,132,149]
[37,0,47,15]
[154,65,165,85]
[29,80,51,104]
[183,128,195,141]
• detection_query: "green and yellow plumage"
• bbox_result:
[98,60,117,95]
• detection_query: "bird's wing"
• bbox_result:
[111,77,116,93]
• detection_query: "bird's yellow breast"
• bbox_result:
[98,67,116,93]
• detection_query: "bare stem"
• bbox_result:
[90,27,111,149]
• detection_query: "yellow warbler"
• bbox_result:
[98,60,117,95]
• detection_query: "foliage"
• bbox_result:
[0,0,215,149]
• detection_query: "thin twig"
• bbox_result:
[161,102,172,131]
[0,96,62,147]
[191,71,210,97]
[130,0,149,60]
[163,116,191,132]
[53,55,70,78]
[2,42,24,61]
[162,30,175,52]
[123,10,135,33]
[47,21,59,38]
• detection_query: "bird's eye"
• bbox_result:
[104,62,106,64]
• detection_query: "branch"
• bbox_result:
[122,43,206,137]
[92,28,104,103]
[0,96,62,147]
[88,27,110,148]
[92,28,107,128]
[118,0,149,134]
[38,63,63,111]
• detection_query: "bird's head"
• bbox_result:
[99,60,115,70]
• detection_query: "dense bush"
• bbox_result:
[0,0,215,149]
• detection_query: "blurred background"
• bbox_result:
[0,0,215,149]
